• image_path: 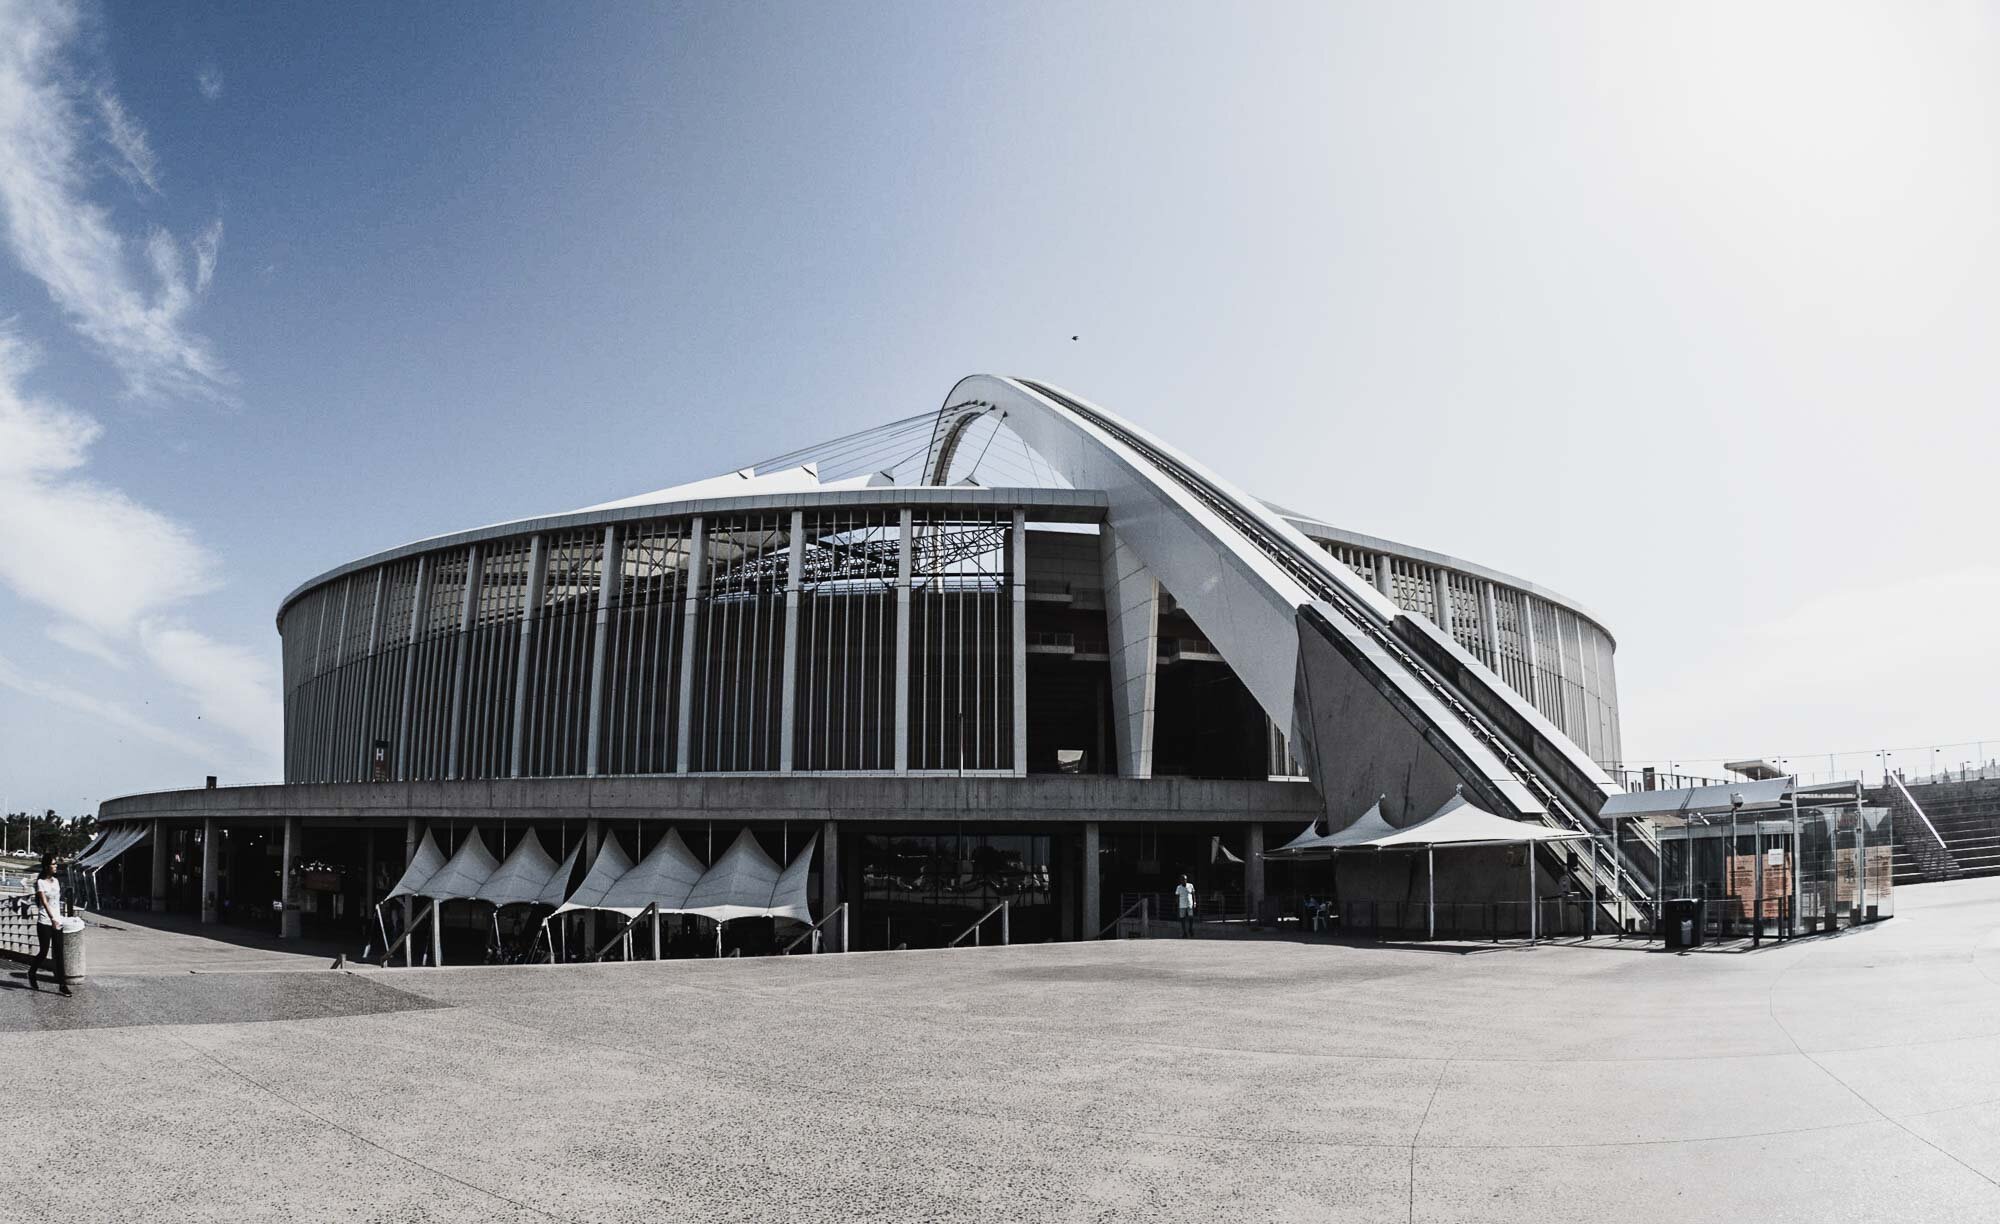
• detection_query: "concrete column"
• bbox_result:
[403,817,419,967]
[1521,594,1545,715]
[1082,820,1101,938]
[1098,526,1160,779]
[279,816,302,940]
[149,818,169,911]
[582,819,602,949]
[446,544,482,780]
[1373,553,1394,601]
[585,524,620,775]
[1011,508,1028,777]
[356,567,386,780]
[395,553,430,781]
[200,817,219,924]
[894,508,913,774]
[509,534,548,777]
[780,510,805,772]
[818,819,841,951]
[1430,566,1453,637]
[675,519,706,774]
[1245,823,1265,923]
[1478,580,1501,669]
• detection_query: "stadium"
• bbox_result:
[87,375,1700,960]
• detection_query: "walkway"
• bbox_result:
[4,879,1998,1221]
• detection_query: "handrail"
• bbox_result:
[947,899,1009,947]
[1885,774,1960,880]
[1096,896,1149,940]
[590,903,654,962]
[1013,381,1655,912]
[780,903,849,954]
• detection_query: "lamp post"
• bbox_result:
[1728,792,1744,940]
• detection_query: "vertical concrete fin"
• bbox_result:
[1098,525,1159,780]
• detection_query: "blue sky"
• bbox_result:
[3,1,1998,814]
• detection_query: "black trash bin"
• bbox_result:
[1663,897,1706,949]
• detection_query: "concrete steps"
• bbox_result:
[1874,779,2000,885]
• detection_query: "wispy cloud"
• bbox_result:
[94,87,157,193]
[0,0,229,400]
[196,66,222,102]
[0,333,279,765]
[0,332,216,636]
[139,622,282,749]
[0,653,218,762]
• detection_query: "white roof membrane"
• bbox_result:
[385,830,448,900]
[681,829,782,922]
[552,833,637,915]
[597,828,708,917]
[415,829,503,901]
[475,830,564,907]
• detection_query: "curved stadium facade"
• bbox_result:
[99,377,1637,954]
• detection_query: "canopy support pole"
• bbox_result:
[1589,837,1599,938]
[1526,843,1537,944]
[430,898,444,967]
[651,904,663,960]
[1426,847,1435,940]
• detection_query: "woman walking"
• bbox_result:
[29,854,71,996]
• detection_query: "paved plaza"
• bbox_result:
[6,879,2000,1222]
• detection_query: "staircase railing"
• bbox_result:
[1886,775,1961,881]
[1097,896,1150,939]
[947,899,1010,948]
[780,903,849,954]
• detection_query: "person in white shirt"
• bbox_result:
[1174,875,1196,938]
[29,855,70,995]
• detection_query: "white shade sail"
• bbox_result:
[596,829,706,917]
[1271,820,1325,853]
[414,829,502,901]
[1268,800,1396,857]
[385,830,448,900]
[552,833,636,915]
[766,833,816,923]
[1362,792,1587,850]
[681,829,782,921]
[475,830,564,907]
[534,838,583,908]
[74,829,109,864]
[78,823,151,873]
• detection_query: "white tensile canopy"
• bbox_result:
[413,829,502,902]
[551,833,637,916]
[385,830,449,900]
[533,839,583,908]
[76,823,150,873]
[475,830,566,907]
[1265,790,1588,941]
[595,829,707,917]
[682,829,784,922]
[1360,793,1587,850]
[766,833,816,923]
[1268,799,1397,858]
[1271,820,1324,853]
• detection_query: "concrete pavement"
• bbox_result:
[5,878,1999,1221]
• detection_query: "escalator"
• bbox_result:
[1008,379,1660,910]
